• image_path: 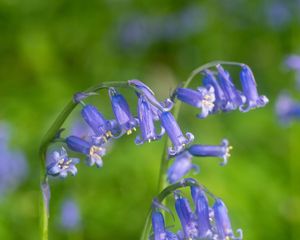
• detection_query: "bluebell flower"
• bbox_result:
[69,119,94,141]
[216,64,246,111]
[175,86,215,118]
[46,147,79,178]
[213,199,242,240]
[188,139,232,166]
[109,87,139,135]
[174,194,198,239]
[190,186,212,238]
[135,95,164,144]
[167,151,198,184]
[81,104,115,144]
[159,111,194,156]
[66,136,105,167]
[275,92,300,125]
[202,70,228,112]
[151,211,178,240]
[60,199,81,230]
[239,65,269,112]
[128,79,173,114]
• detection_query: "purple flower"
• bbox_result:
[69,119,93,141]
[109,87,139,135]
[159,111,194,156]
[284,55,300,70]
[135,95,164,144]
[66,136,105,167]
[190,186,212,238]
[60,199,81,230]
[239,65,269,112]
[81,105,114,144]
[175,86,215,118]
[0,143,28,197]
[151,211,178,240]
[188,139,232,166]
[202,70,228,112]
[213,199,242,240]
[167,151,198,184]
[175,195,198,239]
[46,147,79,178]
[217,64,246,111]
[275,92,300,125]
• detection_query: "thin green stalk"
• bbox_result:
[39,81,130,240]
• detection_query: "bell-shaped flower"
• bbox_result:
[81,104,114,144]
[135,95,164,144]
[174,194,198,239]
[167,151,198,184]
[151,211,178,240]
[203,70,228,112]
[109,87,139,136]
[46,147,79,178]
[159,111,194,156]
[66,136,105,167]
[175,87,215,118]
[188,139,232,166]
[239,65,269,112]
[217,64,246,111]
[213,199,242,240]
[190,186,212,238]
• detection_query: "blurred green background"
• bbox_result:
[1,0,300,239]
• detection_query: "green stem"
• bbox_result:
[39,81,130,240]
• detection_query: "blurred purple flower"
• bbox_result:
[275,92,300,125]
[0,123,28,198]
[60,199,81,230]
[284,55,300,71]
[264,1,291,30]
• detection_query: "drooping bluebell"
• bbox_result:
[239,65,269,112]
[159,111,194,156]
[66,136,105,167]
[175,86,215,118]
[109,87,139,136]
[46,147,79,178]
[135,94,164,144]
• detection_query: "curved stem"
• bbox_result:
[39,81,130,240]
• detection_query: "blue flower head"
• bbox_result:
[159,111,194,156]
[188,139,232,166]
[190,186,212,238]
[66,136,105,167]
[203,69,228,113]
[46,147,79,178]
[239,65,269,112]
[174,193,198,239]
[213,198,243,240]
[151,211,178,240]
[167,151,198,184]
[217,64,246,111]
[135,94,164,144]
[175,86,215,119]
[81,104,114,144]
[109,87,139,136]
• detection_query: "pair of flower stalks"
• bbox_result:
[40,61,268,240]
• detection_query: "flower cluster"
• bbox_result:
[150,181,242,240]
[45,63,268,186]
